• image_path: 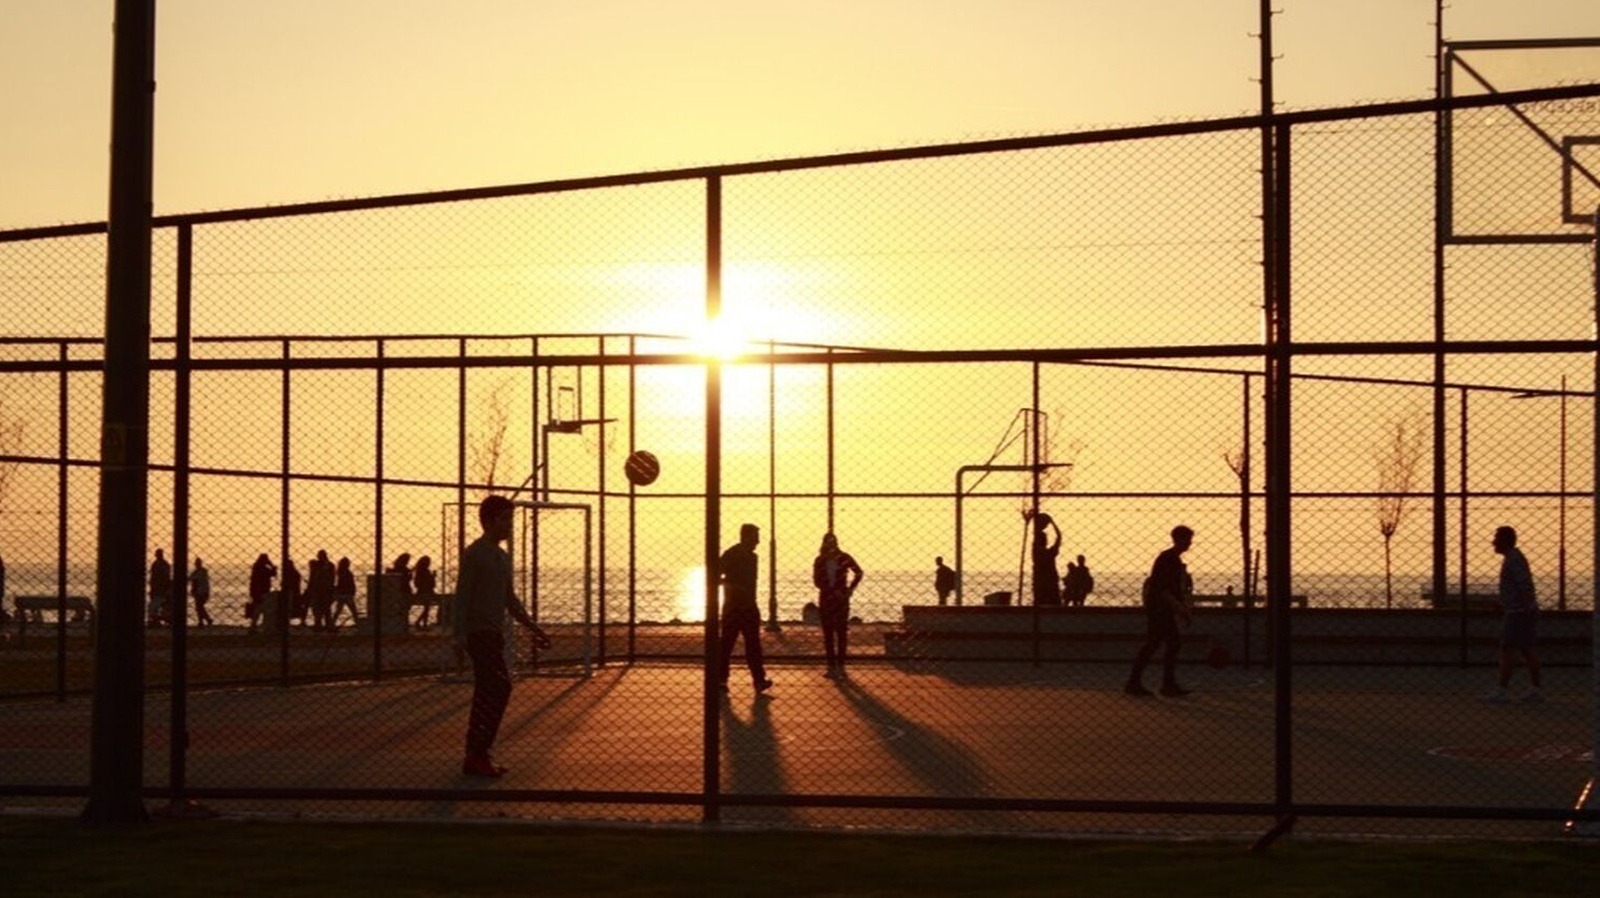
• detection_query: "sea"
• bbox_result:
[5,561,1593,626]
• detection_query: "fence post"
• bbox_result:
[55,341,68,701]
[1265,122,1294,833]
[168,222,192,808]
[702,175,723,824]
[374,338,385,681]
[279,339,290,687]
[83,0,155,826]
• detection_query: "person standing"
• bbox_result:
[281,557,303,628]
[148,548,173,628]
[934,556,956,606]
[1031,513,1063,606]
[1125,525,1195,698]
[247,553,276,634]
[331,556,359,627]
[813,533,864,679]
[457,494,549,777]
[1064,554,1095,607]
[389,552,415,628]
[718,523,773,695]
[413,555,438,628]
[1483,525,1542,703]
[189,557,213,627]
[307,549,336,631]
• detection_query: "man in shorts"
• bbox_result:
[1482,525,1542,703]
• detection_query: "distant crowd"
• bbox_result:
[139,548,440,633]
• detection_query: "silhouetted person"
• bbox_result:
[247,553,276,633]
[307,549,336,631]
[458,494,549,778]
[413,555,438,628]
[281,558,303,628]
[1063,554,1094,607]
[813,533,864,680]
[0,551,8,625]
[934,556,956,606]
[148,548,173,627]
[331,556,358,627]
[1126,525,1194,698]
[1483,525,1542,703]
[189,557,213,627]
[390,552,414,622]
[718,523,772,694]
[1031,513,1062,606]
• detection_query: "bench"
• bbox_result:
[12,595,95,647]
[1189,593,1306,609]
[1422,592,1501,611]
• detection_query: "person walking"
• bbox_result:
[247,553,276,634]
[307,549,336,631]
[1125,525,1195,698]
[718,523,773,695]
[1483,525,1543,703]
[331,556,359,627]
[457,494,549,777]
[934,556,956,606]
[813,533,864,679]
[189,557,213,627]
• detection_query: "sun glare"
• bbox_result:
[690,314,754,360]
[675,566,711,622]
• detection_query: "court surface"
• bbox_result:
[2,659,1592,839]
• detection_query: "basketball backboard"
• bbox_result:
[1444,38,1600,242]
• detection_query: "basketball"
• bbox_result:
[624,450,660,486]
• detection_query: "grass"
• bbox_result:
[2,815,1597,897]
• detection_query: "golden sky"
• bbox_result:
[4,0,1600,230]
[2,1,1598,604]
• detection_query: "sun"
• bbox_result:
[690,313,756,360]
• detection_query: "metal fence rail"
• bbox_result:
[1,84,1598,838]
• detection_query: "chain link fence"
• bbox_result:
[2,85,1599,838]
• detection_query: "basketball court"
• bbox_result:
[2,658,1590,838]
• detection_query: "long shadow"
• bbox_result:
[719,694,797,826]
[835,678,998,827]
[412,669,627,817]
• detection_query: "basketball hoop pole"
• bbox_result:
[1577,207,1600,836]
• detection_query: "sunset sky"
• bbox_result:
[4,0,1600,230]
[2,2,1599,609]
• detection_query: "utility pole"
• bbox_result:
[82,0,157,826]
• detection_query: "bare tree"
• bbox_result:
[1013,409,1084,599]
[1375,410,1427,608]
[468,376,514,498]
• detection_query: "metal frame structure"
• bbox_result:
[4,82,1600,834]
